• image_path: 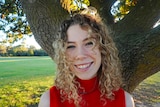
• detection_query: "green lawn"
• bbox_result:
[0,56,56,106]
[0,57,159,106]
[0,56,56,86]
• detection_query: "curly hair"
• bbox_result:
[52,7,122,106]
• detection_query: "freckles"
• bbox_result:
[65,53,71,61]
[91,51,97,55]
[66,50,75,57]
[66,53,74,62]
[89,48,100,55]
[67,56,73,61]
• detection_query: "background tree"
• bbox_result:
[11,45,28,56]
[27,45,35,56]
[0,0,160,92]
[0,0,32,43]
[0,44,7,56]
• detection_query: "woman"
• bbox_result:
[38,7,135,107]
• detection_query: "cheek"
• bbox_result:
[91,47,101,56]
[93,49,101,62]
[66,52,74,62]
[66,49,75,58]
[65,54,75,71]
[96,52,101,61]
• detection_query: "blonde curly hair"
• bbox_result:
[52,7,122,106]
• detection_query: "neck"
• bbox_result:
[77,76,98,95]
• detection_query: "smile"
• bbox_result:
[75,62,93,69]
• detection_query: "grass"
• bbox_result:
[0,57,159,106]
[132,71,160,106]
[0,56,56,86]
[0,56,55,106]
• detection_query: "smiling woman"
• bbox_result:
[38,7,135,107]
[66,24,101,80]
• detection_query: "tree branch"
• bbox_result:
[127,25,160,91]
[114,0,160,34]
[118,25,160,92]
[89,0,117,25]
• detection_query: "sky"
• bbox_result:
[19,36,41,49]
[0,31,41,49]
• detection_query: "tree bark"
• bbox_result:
[20,0,69,59]
[111,0,160,92]
[20,0,160,92]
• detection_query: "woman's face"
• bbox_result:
[66,24,101,80]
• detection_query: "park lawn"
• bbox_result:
[0,56,56,106]
[0,56,56,86]
[0,56,159,106]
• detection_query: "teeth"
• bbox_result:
[77,64,90,69]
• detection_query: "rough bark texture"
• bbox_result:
[20,0,69,58]
[20,0,160,92]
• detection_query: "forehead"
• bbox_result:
[67,24,90,42]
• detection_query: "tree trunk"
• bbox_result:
[20,0,160,92]
[20,0,69,58]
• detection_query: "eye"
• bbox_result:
[85,40,95,48]
[67,45,75,49]
[86,41,93,46]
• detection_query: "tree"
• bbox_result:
[27,49,34,56]
[1,0,160,92]
[11,45,28,56]
[0,44,7,56]
[0,0,32,43]
[34,49,48,56]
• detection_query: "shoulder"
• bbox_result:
[38,86,60,107]
[38,90,50,107]
[124,91,135,107]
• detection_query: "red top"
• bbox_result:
[50,77,125,107]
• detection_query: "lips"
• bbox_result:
[75,62,93,70]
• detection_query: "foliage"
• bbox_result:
[33,49,48,56]
[0,44,48,56]
[111,0,137,21]
[0,78,52,106]
[0,0,32,43]
[0,0,138,44]
[0,44,7,55]
[61,0,90,13]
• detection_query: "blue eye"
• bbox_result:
[86,42,94,46]
[67,45,75,49]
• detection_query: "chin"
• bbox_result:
[77,75,96,80]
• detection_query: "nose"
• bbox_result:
[75,46,87,60]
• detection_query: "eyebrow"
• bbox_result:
[67,37,91,44]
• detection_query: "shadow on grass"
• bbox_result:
[132,72,160,106]
[27,104,38,107]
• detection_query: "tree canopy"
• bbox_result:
[0,0,139,43]
[0,0,160,92]
[0,0,31,43]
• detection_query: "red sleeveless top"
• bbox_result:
[50,77,125,107]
